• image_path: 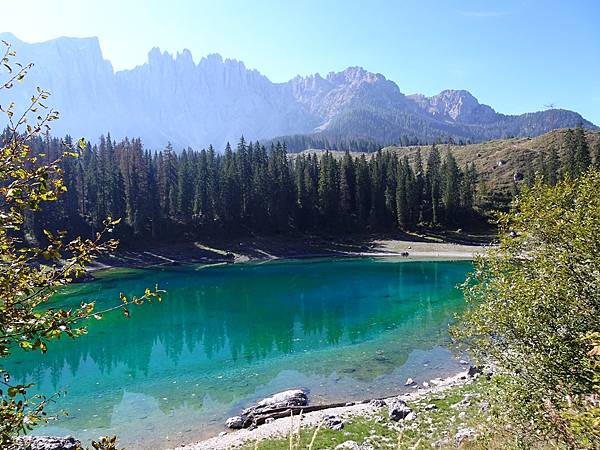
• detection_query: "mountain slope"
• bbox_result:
[0,32,596,150]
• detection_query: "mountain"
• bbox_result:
[0,32,596,150]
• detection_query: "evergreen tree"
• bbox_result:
[425,145,442,225]
[544,146,560,185]
[562,129,577,179]
[441,151,461,224]
[593,139,600,169]
[573,124,591,176]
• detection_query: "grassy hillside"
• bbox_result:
[299,129,600,194]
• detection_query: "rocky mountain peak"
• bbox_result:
[0,32,595,150]
[409,89,498,124]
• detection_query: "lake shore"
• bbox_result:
[89,231,491,272]
[169,368,476,450]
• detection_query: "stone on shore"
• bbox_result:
[334,440,374,450]
[368,398,386,408]
[226,389,308,429]
[241,389,308,415]
[388,397,413,421]
[225,415,244,429]
[454,427,476,446]
[324,415,344,430]
[14,436,81,450]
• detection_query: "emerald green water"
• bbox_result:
[7,258,471,449]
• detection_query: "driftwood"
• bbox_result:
[243,401,351,427]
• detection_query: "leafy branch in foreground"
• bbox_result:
[452,172,600,448]
[0,39,163,448]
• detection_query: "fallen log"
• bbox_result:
[242,401,353,428]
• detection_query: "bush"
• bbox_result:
[452,172,600,448]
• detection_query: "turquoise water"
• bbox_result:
[7,258,472,449]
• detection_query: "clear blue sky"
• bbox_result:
[5,0,600,123]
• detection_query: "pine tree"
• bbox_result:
[593,139,600,169]
[441,151,461,225]
[396,159,408,229]
[219,142,241,228]
[318,151,340,228]
[460,163,477,216]
[562,129,577,179]
[573,124,591,176]
[414,149,425,224]
[339,151,356,228]
[545,146,560,185]
[425,145,442,225]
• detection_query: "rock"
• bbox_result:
[388,397,413,421]
[451,398,471,409]
[334,441,373,450]
[422,381,430,388]
[405,411,417,421]
[404,377,415,386]
[225,415,244,429]
[14,436,81,450]
[324,415,344,430]
[468,363,495,378]
[467,365,482,377]
[424,403,438,411]
[458,411,466,420]
[479,400,490,411]
[335,441,361,450]
[227,389,308,429]
[513,172,524,182]
[454,427,476,446]
[369,398,386,408]
[218,431,227,437]
[242,389,308,416]
[482,364,496,377]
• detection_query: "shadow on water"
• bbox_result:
[6,258,472,448]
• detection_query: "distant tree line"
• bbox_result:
[17,133,481,244]
[521,124,600,187]
[266,132,472,153]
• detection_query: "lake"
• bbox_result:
[6,258,472,449]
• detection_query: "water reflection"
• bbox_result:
[6,258,471,448]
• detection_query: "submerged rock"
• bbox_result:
[14,436,81,450]
[388,397,413,421]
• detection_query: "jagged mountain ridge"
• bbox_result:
[0,32,596,150]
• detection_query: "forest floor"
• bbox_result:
[89,230,493,272]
